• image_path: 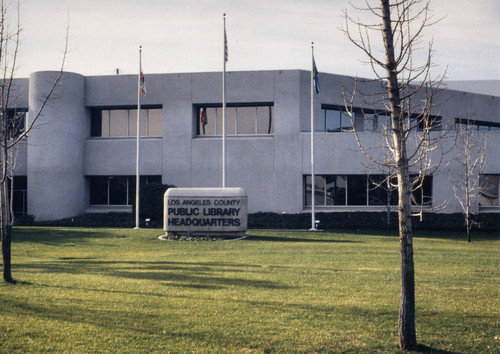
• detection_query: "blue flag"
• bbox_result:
[313,56,320,94]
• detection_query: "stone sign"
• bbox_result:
[164,187,247,235]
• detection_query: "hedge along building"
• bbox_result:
[7,70,500,221]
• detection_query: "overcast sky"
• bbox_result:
[13,0,500,80]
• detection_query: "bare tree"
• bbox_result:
[341,0,448,350]
[451,114,487,242]
[0,0,67,283]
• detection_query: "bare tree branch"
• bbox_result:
[0,0,68,283]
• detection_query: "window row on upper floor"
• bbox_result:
[310,105,442,133]
[455,118,500,132]
[196,104,274,136]
[90,107,162,137]
[85,105,499,139]
[89,104,274,138]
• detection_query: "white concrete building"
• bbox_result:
[7,70,500,221]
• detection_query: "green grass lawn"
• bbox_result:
[0,227,498,353]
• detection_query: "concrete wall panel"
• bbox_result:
[191,137,274,213]
[85,74,163,107]
[28,71,87,220]
[84,138,162,175]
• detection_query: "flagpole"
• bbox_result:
[222,13,227,188]
[310,42,317,231]
[134,46,142,229]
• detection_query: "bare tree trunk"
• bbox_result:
[397,169,416,350]
[465,183,470,242]
[386,178,392,231]
[466,213,471,242]
[381,0,417,350]
[1,225,13,283]
[1,148,13,283]
[465,133,471,242]
[9,175,14,224]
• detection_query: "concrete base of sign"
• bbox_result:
[164,231,247,237]
[164,187,248,236]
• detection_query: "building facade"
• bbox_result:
[8,70,500,221]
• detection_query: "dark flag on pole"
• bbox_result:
[313,56,320,94]
[224,29,228,62]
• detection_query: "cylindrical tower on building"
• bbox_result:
[27,71,88,221]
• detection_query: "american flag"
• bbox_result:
[200,108,207,126]
[140,71,146,96]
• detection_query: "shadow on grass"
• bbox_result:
[416,344,459,353]
[413,231,500,242]
[32,282,190,299]
[12,227,111,245]
[5,296,165,336]
[14,260,290,290]
[244,235,361,243]
[316,229,500,242]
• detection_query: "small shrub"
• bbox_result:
[248,212,500,232]
[137,183,175,219]
[35,213,135,228]
[13,214,35,226]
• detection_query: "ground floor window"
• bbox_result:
[89,175,161,206]
[304,174,432,207]
[479,174,499,207]
[10,176,27,216]
[7,108,27,139]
